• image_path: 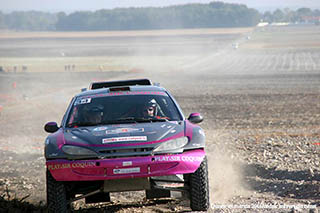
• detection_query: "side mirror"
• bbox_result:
[44,122,59,133]
[188,113,203,124]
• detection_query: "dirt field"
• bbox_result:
[0,25,320,212]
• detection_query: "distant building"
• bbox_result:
[257,22,269,27]
[270,22,289,26]
[301,16,320,25]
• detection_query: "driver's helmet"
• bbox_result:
[143,99,157,117]
[82,104,104,123]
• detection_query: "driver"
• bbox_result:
[142,100,157,118]
[83,104,103,124]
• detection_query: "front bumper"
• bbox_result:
[47,149,205,181]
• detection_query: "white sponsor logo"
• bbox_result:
[75,98,91,105]
[113,167,140,174]
[102,136,147,143]
[106,128,144,134]
[154,155,203,162]
[93,127,108,131]
[122,161,132,166]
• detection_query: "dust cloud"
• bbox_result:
[208,154,247,203]
[205,130,250,204]
[0,27,255,209]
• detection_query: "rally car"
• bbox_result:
[44,79,209,212]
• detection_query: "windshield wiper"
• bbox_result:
[67,122,98,127]
[103,117,138,124]
[134,117,168,122]
[103,117,168,124]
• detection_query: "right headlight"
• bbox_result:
[153,137,188,153]
[62,145,97,156]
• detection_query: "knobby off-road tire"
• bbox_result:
[46,170,69,213]
[189,156,210,211]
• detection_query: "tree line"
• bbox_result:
[0,2,319,31]
[262,8,320,24]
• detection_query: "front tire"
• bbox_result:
[46,170,69,213]
[189,156,210,211]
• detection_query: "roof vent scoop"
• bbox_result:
[90,79,152,90]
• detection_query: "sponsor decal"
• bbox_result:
[71,162,95,168]
[113,167,140,174]
[75,98,91,105]
[102,136,147,143]
[93,126,108,131]
[48,163,71,170]
[154,155,203,162]
[48,162,95,171]
[106,128,144,134]
[122,161,132,166]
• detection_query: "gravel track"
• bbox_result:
[0,25,320,212]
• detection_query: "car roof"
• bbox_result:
[75,85,167,98]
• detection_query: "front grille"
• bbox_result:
[98,147,153,158]
[99,147,153,154]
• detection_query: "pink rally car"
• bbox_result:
[44,79,209,212]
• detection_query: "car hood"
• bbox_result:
[63,121,184,147]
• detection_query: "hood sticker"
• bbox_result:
[106,128,144,134]
[102,136,147,143]
[93,127,108,131]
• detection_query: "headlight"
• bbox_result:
[153,137,188,153]
[62,145,97,156]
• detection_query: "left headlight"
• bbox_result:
[62,145,97,156]
[153,137,188,153]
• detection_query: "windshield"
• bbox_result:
[66,92,182,127]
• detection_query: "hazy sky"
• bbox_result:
[1,0,319,12]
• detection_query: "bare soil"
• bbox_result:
[0,25,320,212]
